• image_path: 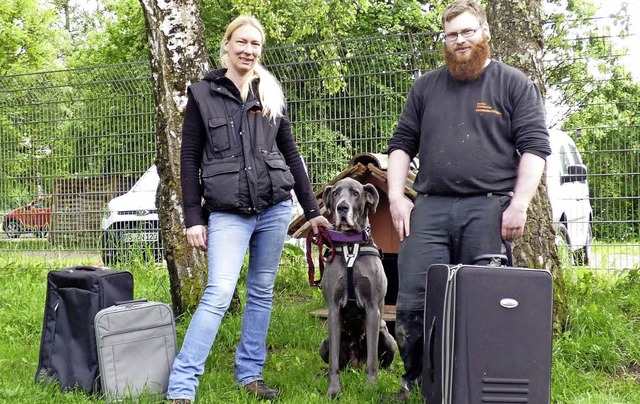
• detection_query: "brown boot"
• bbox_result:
[380,386,412,402]
[244,380,279,401]
[169,400,192,404]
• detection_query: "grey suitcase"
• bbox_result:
[422,260,553,404]
[94,299,177,402]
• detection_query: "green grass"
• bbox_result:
[1,251,639,403]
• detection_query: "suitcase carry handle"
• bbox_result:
[472,240,513,266]
[473,254,509,266]
[69,265,103,272]
[426,316,437,382]
[114,298,148,306]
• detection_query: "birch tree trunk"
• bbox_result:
[487,0,568,333]
[138,0,209,315]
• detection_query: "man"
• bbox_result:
[386,0,551,400]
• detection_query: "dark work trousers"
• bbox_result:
[395,193,512,388]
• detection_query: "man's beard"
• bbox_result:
[444,38,491,82]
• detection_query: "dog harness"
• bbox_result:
[305,227,381,296]
[333,243,382,303]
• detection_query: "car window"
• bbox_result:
[567,142,584,165]
[32,198,51,208]
[558,144,572,174]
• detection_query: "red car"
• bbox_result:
[2,196,52,238]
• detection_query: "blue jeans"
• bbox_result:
[167,200,292,400]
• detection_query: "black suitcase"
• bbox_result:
[35,266,134,394]
[422,260,553,404]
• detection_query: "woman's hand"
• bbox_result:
[309,216,333,235]
[186,225,208,251]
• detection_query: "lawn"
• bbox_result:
[0,249,639,403]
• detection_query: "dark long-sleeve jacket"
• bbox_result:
[180,69,320,227]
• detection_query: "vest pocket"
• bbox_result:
[201,158,241,208]
[208,117,231,152]
[263,154,295,202]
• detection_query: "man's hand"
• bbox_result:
[387,149,413,241]
[186,225,207,251]
[501,202,527,241]
[390,196,414,241]
[502,152,546,241]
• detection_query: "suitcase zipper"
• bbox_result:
[443,264,462,404]
[96,321,174,340]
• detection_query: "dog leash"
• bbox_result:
[306,227,335,287]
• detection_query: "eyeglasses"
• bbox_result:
[444,26,482,42]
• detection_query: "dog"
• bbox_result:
[318,177,396,397]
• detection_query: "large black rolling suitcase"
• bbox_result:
[35,266,134,394]
[422,259,553,404]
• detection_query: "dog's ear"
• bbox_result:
[322,185,334,214]
[363,184,379,214]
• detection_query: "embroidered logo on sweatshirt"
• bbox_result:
[476,102,502,116]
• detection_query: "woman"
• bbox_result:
[167,15,331,403]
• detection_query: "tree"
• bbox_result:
[486,0,568,332]
[138,0,209,314]
[0,0,64,74]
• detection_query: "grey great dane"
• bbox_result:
[318,177,396,397]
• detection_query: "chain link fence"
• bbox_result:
[1,27,638,269]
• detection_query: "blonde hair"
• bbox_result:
[219,16,285,121]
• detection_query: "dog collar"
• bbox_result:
[324,227,371,244]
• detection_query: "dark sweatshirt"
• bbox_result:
[388,60,551,195]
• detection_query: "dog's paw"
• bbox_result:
[366,372,379,386]
[327,380,341,398]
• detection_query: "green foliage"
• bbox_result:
[0,0,65,74]
[231,0,366,45]
[552,268,640,402]
[298,124,355,186]
[66,0,149,67]
[349,0,440,37]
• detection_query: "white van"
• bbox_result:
[101,165,161,265]
[546,129,593,265]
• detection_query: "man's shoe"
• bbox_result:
[380,386,412,402]
[169,400,192,404]
[397,387,412,401]
[244,380,278,400]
